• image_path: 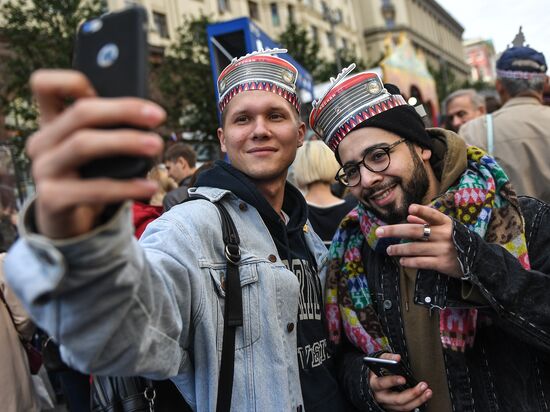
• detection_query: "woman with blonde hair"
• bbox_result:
[293,140,356,245]
[132,164,177,238]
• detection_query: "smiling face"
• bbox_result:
[337,127,432,224]
[217,90,305,184]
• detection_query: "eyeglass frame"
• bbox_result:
[335,138,407,187]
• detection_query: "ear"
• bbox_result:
[217,127,227,153]
[495,79,506,97]
[420,147,432,162]
[177,157,189,169]
[297,121,306,148]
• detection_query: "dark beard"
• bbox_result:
[361,149,430,224]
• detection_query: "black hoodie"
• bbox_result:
[196,161,350,411]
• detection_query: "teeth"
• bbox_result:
[372,188,392,200]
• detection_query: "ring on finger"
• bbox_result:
[422,223,431,241]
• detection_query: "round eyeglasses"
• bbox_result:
[335,138,406,187]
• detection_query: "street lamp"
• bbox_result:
[321,1,343,71]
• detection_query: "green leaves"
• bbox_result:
[277,21,366,82]
[0,0,107,132]
[152,15,218,142]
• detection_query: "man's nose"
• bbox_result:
[359,164,383,188]
[252,117,270,139]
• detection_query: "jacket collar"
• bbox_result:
[188,186,233,203]
[502,96,542,109]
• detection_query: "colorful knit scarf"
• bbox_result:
[325,146,530,353]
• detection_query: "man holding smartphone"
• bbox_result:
[5,50,350,411]
[310,66,550,411]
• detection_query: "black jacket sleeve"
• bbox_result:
[335,335,385,411]
[450,196,550,352]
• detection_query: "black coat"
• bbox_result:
[338,196,550,412]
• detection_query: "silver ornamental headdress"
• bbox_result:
[309,65,406,152]
[217,48,300,113]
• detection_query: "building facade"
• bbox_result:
[464,38,497,83]
[353,0,469,82]
[109,0,364,63]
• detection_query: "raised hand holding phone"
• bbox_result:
[365,353,432,411]
[27,7,165,239]
[72,6,153,179]
[28,70,164,239]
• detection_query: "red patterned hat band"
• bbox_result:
[217,48,300,113]
[309,65,407,152]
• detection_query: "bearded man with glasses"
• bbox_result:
[310,66,550,412]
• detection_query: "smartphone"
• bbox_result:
[73,6,152,179]
[363,356,419,392]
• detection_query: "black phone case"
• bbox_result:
[73,7,151,179]
[364,357,419,392]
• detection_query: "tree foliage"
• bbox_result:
[0,0,107,132]
[0,0,107,189]
[314,48,367,83]
[278,21,365,82]
[277,21,322,77]
[153,14,218,142]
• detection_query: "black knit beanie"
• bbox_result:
[334,84,433,164]
[358,84,432,150]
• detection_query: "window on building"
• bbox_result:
[287,4,295,23]
[218,0,230,13]
[342,37,348,50]
[326,31,336,48]
[311,25,319,44]
[270,3,280,27]
[248,1,260,20]
[153,12,169,39]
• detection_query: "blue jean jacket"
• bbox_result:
[5,186,328,411]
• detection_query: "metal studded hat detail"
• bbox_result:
[309,64,407,152]
[217,48,300,113]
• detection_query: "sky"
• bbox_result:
[437,0,550,61]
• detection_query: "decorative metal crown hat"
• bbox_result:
[309,64,407,152]
[496,27,547,80]
[217,48,300,113]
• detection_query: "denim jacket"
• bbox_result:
[4,186,328,411]
[339,196,550,412]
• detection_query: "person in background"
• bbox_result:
[132,164,177,238]
[309,66,550,411]
[293,140,356,246]
[443,88,486,133]
[484,94,502,113]
[148,163,177,207]
[460,39,550,203]
[0,253,40,412]
[162,143,197,211]
[187,161,214,188]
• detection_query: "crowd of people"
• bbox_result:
[1,25,550,412]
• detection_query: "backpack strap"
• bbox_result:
[485,114,494,156]
[188,195,242,412]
